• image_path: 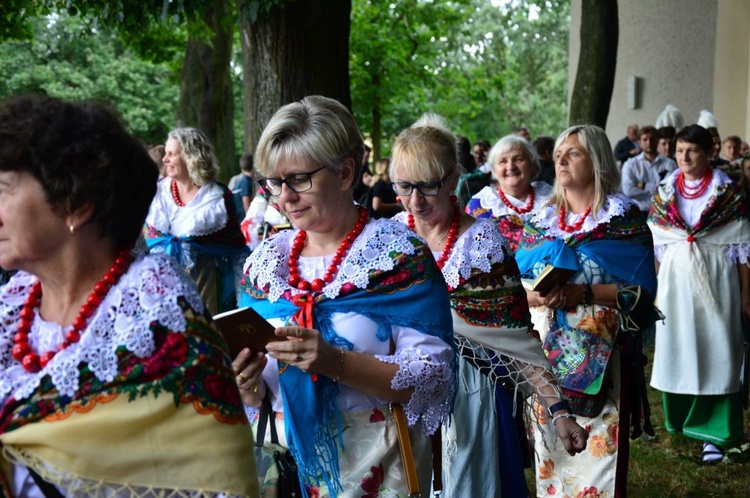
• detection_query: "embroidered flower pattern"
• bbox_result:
[576,308,618,342]
[0,256,246,433]
[369,408,385,423]
[360,463,384,497]
[588,434,615,458]
[576,486,602,498]
[539,459,555,480]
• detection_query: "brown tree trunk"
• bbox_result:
[371,72,382,162]
[177,0,236,183]
[569,0,619,128]
[239,0,352,153]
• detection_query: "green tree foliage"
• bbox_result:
[350,0,570,157]
[452,0,570,140]
[0,13,179,144]
[0,0,36,41]
[350,0,471,159]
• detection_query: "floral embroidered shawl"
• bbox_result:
[0,254,257,497]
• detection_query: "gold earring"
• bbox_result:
[69,225,75,235]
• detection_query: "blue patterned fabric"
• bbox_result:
[240,250,455,497]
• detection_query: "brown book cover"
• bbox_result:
[213,307,282,358]
[521,265,578,295]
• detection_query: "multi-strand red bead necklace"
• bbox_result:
[171,180,185,207]
[12,247,132,373]
[558,205,592,233]
[498,186,535,214]
[287,206,368,292]
[676,169,713,200]
[408,207,461,269]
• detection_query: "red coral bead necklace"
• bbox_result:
[171,180,185,207]
[287,205,368,292]
[12,247,132,373]
[676,169,713,200]
[408,206,461,269]
[558,204,592,233]
[498,185,535,214]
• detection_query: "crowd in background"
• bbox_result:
[0,94,747,498]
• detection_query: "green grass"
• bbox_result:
[525,347,750,497]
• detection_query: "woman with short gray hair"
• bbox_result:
[466,134,553,252]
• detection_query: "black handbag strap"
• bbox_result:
[27,467,65,498]
[255,395,279,447]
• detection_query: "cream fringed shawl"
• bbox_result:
[0,254,258,497]
[648,170,750,395]
[392,214,554,397]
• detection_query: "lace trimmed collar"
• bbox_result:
[244,218,421,302]
[530,192,636,238]
[471,181,553,218]
[439,218,509,290]
[145,179,229,237]
[392,213,510,289]
[0,254,205,402]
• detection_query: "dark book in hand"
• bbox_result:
[521,265,577,295]
[213,307,281,358]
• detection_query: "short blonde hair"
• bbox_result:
[389,113,459,183]
[167,128,219,186]
[548,124,620,217]
[255,96,364,187]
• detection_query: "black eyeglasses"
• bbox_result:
[391,174,450,197]
[258,166,326,196]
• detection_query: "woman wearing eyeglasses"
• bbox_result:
[466,135,553,252]
[143,128,248,314]
[232,97,456,497]
[391,114,587,498]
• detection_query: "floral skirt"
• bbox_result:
[255,406,432,497]
[528,352,622,498]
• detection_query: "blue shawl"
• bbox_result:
[515,202,656,393]
[240,227,454,496]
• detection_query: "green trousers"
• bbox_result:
[663,391,744,446]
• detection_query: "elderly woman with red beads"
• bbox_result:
[232,96,455,497]
[466,135,553,252]
[648,124,750,464]
[0,96,257,496]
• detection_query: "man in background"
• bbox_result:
[721,135,743,167]
[231,153,255,215]
[532,135,556,185]
[515,126,531,141]
[657,127,676,160]
[620,125,676,214]
[614,124,640,164]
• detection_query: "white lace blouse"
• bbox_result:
[145,179,229,237]
[0,254,204,404]
[243,218,454,431]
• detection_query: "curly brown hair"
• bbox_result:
[0,95,158,247]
